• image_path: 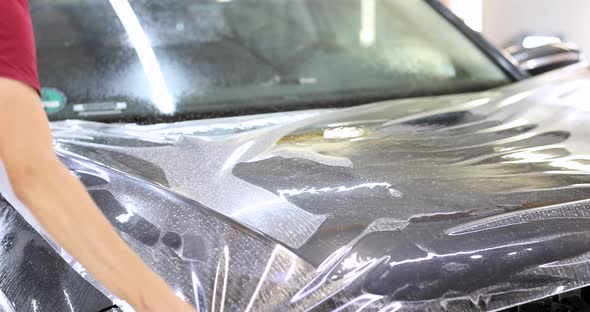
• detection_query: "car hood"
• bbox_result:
[8,64,590,311]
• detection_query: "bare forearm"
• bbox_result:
[13,157,170,309]
[0,78,194,312]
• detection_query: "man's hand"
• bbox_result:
[0,77,196,312]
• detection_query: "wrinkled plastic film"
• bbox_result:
[3,64,590,310]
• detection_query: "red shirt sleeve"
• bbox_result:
[0,0,40,94]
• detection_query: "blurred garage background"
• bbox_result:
[443,0,590,57]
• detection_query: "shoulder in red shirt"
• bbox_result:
[0,0,40,94]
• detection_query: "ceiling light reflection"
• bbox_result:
[359,0,376,47]
[523,36,562,49]
[109,0,175,114]
[551,157,590,172]
[278,182,402,198]
[324,127,367,139]
[32,299,39,312]
[389,241,535,267]
[498,91,533,108]
[504,150,555,163]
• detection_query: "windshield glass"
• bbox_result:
[31,0,510,123]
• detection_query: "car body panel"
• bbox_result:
[3,64,590,311]
[0,197,114,311]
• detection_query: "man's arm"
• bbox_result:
[0,78,195,311]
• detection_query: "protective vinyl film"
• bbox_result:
[3,64,590,311]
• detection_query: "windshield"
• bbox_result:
[31,0,510,123]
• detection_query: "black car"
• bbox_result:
[1,0,590,311]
